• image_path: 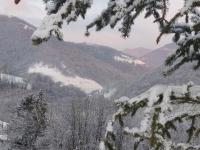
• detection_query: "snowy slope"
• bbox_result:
[28,62,103,93]
[0,15,149,93]
[0,74,31,90]
[114,54,146,66]
[140,43,177,67]
[114,62,200,99]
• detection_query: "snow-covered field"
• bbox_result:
[0,74,25,85]
[114,54,145,65]
[0,74,31,90]
[28,62,103,93]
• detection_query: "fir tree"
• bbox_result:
[100,82,200,150]
[7,92,48,150]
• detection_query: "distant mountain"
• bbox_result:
[114,63,200,98]
[140,43,177,67]
[0,15,149,94]
[124,47,152,58]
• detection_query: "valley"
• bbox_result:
[0,14,199,150]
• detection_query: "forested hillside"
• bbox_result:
[2,0,200,149]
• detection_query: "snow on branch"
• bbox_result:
[87,0,166,37]
[100,82,200,150]
[32,0,167,44]
[158,0,200,74]
[32,0,92,45]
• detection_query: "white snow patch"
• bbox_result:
[0,135,7,141]
[106,121,113,132]
[28,62,103,94]
[61,62,67,69]
[134,59,146,65]
[0,74,31,90]
[114,54,134,64]
[0,121,8,141]
[24,25,34,31]
[20,22,34,31]
[0,74,24,85]
[0,121,8,129]
[99,141,106,150]
[114,55,145,65]
[104,88,117,99]
[46,0,57,14]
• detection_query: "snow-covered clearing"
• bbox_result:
[28,62,103,93]
[114,54,145,65]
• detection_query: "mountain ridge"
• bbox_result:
[124,47,152,58]
[140,43,177,67]
[0,15,149,93]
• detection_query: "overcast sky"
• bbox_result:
[0,0,183,50]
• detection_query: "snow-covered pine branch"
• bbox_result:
[87,0,167,37]
[34,0,167,42]
[32,0,92,45]
[100,82,200,150]
[161,0,200,75]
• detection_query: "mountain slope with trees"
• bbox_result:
[124,47,152,58]
[140,44,177,68]
[0,15,149,91]
[4,1,200,149]
[113,63,200,99]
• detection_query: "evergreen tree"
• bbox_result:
[100,83,200,150]
[7,92,48,150]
